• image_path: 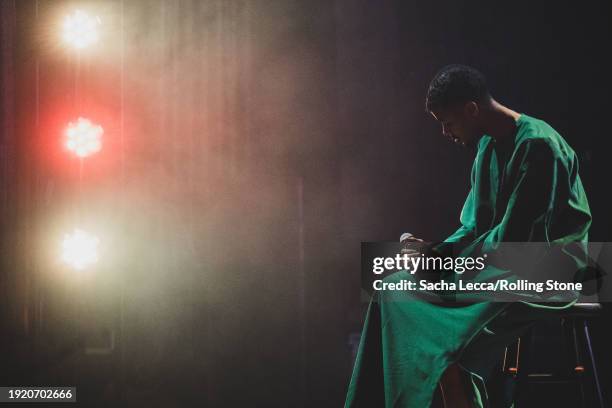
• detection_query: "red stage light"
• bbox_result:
[65,117,103,158]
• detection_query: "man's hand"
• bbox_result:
[400,232,424,256]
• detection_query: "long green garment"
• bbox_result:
[345,114,592,407]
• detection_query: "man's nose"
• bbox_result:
[441,125,451,137]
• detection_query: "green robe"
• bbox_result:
[345,114,592,407]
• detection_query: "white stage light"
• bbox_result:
[62,10,101,50]
[61,228,99,270]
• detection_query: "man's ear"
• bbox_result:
[464,101,479,118]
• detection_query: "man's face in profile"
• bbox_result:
[430,103,482,148]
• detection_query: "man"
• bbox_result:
[345,65,591,407]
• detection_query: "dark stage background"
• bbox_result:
[1,0,610,406]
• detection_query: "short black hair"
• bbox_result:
[425,64,491,112]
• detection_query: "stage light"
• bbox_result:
[61,228,99,270]
[64,117,103,158]
[62,10,101,50]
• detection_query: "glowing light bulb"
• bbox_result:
[61,228,100,270]
[62,10,101,50]
[65,117,103,158]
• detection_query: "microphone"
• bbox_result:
[400,232,414,243]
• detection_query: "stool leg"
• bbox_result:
[500,339,520,407]
[583,320,605,408]
[513,334,529,407]
[503,337,521,375]
[570,318,586,408]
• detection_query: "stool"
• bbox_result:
[503,303,605,407]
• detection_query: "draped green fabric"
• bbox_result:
[345,115,592,407]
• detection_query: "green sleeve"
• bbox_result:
[470,139,590,298]
[446,187,476,243]
[469,137,590,261]
[438,150,479,253]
